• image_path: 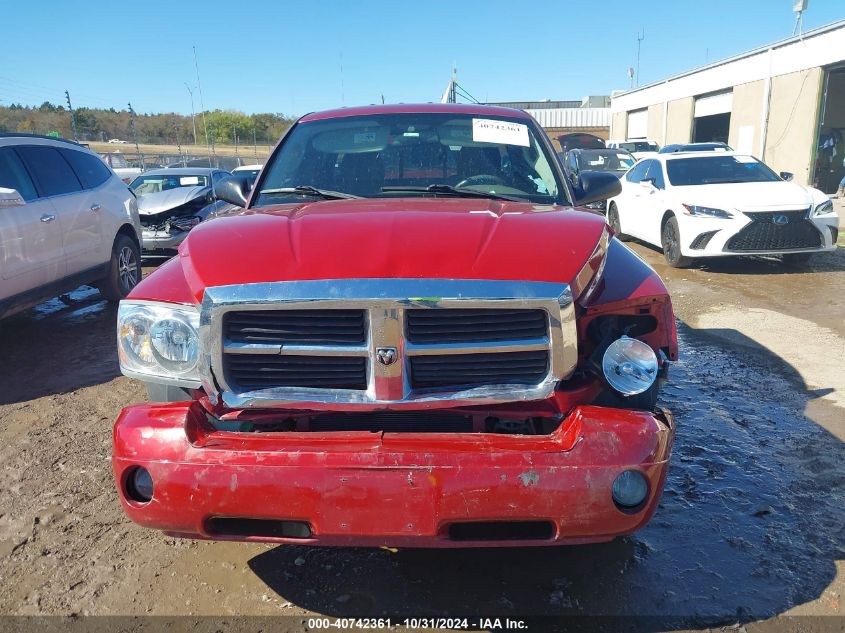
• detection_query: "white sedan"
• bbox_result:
[606,152,839,267]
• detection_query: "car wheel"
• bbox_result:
[782,252,813,266]
[661,216,693,268]
[607,204,628,241]
[97,234,141,301]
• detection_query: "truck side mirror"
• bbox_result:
[779,171,794,181]
[215,175,251,207]
[573,171,622,207]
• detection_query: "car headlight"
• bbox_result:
[682,204,732,219]
[812,200,833,217]
[117,301,201,385]
[602,336,658,396]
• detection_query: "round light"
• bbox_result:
[612,470,649,509]
[601,336,658,396]
[149,317,199,373]
[127,467,154,503]
[118,309,155,366]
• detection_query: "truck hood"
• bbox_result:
[176,198,607,303]
[137,186,208,216]
[672,180,821,211]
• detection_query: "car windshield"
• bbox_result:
[129,173,209,195]
[579,150,636,172]
[620,141,659,153]
[666,155,781,186]
[254,112,564,206]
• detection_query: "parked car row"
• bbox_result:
[0,132,264,317]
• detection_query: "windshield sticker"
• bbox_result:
[734,155,757,163]
[472,119,530,147]
[354,132,376,144]
[179,176,200,186]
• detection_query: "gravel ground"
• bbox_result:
[0,238,843,631]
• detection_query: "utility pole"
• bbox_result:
[193,46,212,159]
[173,121,183,162]
[253,127,257,159]
[184,82,197,145]
[636,29,645,87]
[233,123,238,155]
[127,102,146,170]
[64,90,78,141]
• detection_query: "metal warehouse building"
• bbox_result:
[610,20,845,192]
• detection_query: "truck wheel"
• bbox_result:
[661,216,693,268]
[607,204,628,241]
[97,234,141,301]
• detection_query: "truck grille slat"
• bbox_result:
[409,351,549,388]
[725,210,821,252]
[406,309,546,343]
[225,310,366,344]
[225,354,367,390]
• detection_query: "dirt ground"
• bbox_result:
[0,209,843,631]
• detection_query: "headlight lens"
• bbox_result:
[682,204,732,219]
[813,200,833,217]
[117,302,201,383]
[602,335,658,396]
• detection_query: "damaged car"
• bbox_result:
[129,167,231,256]
[113,103,677,548]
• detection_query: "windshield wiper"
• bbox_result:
[381,184,523,202]
[259,185,361,200]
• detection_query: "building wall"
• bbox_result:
[666,98,694,144]
[610,112,627,139]
[727,79,765,155]
[647,103,665,143]
[763,67,823,185]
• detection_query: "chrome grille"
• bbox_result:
[200,279,577,411]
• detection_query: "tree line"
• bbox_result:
[0,102,294,146]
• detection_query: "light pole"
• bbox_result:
[184,82,197,145]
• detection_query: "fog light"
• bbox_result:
[612,470,648,509]
[602,336,658,396]
[127,467,154,503]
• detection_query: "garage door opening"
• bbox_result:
[693,90,732,144]
[814,64,845,194]
[693,113,731,143]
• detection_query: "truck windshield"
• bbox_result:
[666,155,781,186]
[254,113,565,206]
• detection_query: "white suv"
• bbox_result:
[0,134,142,319]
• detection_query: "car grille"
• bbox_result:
[406,309,547,343]
[224,309,366,344]
[204,279,576,410]
[225,355,367,390]
[409,351,550,388]
[725,210,821,252]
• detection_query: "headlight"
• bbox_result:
[117,301,201,386]
[601,336,658,396]
[813,200,833,217]
[682,204,732,219]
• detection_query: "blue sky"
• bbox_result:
[2,0,843,117]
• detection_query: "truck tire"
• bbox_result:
[97,234,141,301]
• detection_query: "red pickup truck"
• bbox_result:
[113,103,677,548]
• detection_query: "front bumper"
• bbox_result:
[113,402,674,548]
[141,228,188,254]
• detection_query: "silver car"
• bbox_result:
[129,167,231,256]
